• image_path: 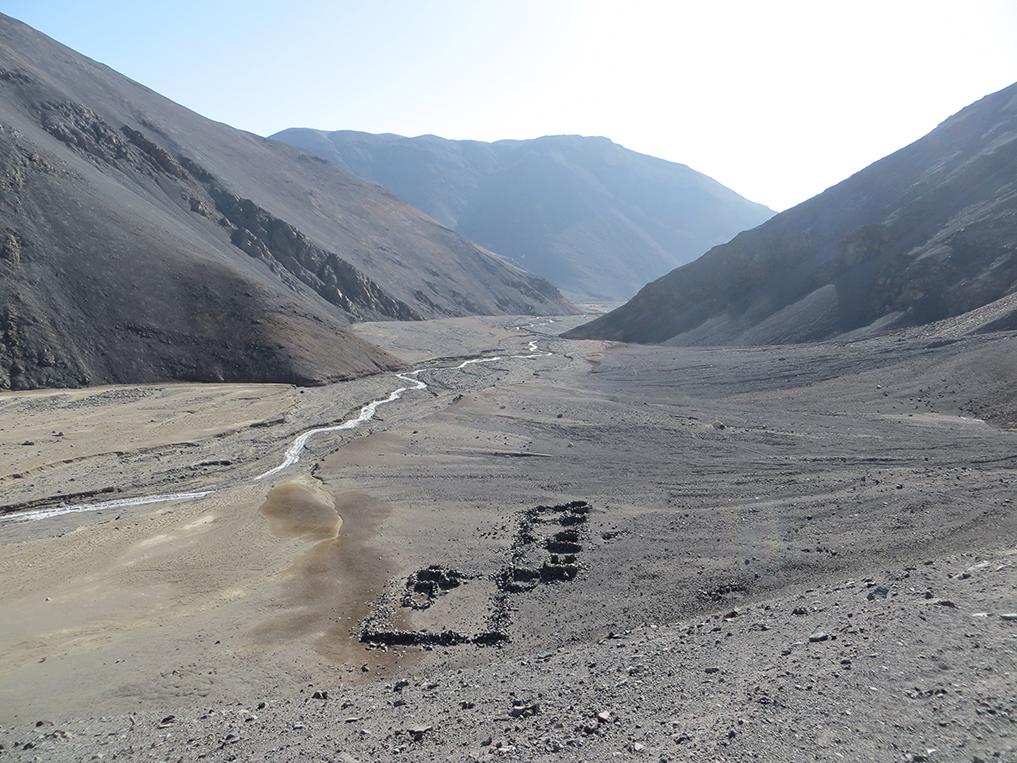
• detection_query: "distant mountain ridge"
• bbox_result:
[270,129,774,301]
[0,14,573,390]
[566,82,1017,345]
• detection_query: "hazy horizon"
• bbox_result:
[4,0,1016,210]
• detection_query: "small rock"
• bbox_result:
[407,724,432,742]
[510,701,540,718]
[808,631,830,642]
[311,690,328,700]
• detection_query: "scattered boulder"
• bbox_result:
[866,585,890,601]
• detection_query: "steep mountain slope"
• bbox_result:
[0,14,571,390]
[566,82,1017,345]
[269,129,774,300]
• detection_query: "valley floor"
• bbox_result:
[0,316,1015,761]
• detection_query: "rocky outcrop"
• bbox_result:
[120,124,187,178]
[39,100,133,165]
[1,228,20,263]
[191,165,420,321]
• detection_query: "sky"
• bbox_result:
[3,0,1016,210]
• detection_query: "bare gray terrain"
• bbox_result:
[0,314,1015,761]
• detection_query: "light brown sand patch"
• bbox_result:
[251,482,406,674]
[259,479,341,540]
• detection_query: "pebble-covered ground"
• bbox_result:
[1,318,1015,761]
[5,546,1015,761]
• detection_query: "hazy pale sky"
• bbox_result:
[4,0,1016,210]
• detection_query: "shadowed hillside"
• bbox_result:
[566,82,1017,345]
[0,14,572,390]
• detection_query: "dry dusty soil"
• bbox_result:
[0,315,1015,762]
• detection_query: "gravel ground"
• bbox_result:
[1,317,1015,761]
